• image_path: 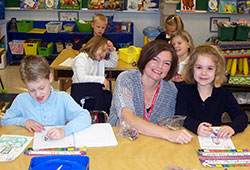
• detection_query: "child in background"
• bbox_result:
[155,14,184,43]
[1,55,91,140]
[73,13,120,50]
[175,44,248,138]
[171,30,194,82]
[72,36,118,90]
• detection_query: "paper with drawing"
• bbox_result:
[198,127,235,149]
[0,135,33,161]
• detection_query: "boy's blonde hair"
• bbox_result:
[93,14,108,25]
[20,55,50,83]
[170,30,195,55]
[182,44,227,87]
[80,36,109,60]
[165,14,184,32]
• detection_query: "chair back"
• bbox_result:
[71,83,112,123]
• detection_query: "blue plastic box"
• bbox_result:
[29,155,89,170]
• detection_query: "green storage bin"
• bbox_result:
[75,19,92,32]
[17,20,33,33]
[38,42,54,56]
[218,26,235,41]
[235,25,250,41]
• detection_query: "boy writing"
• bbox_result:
[73,13,120,50]
[1,55,91,140]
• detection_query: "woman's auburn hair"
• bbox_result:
[137,40,178,81]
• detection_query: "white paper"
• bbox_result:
[198,127,235,149]
[33,124,118,149]
[33,126,74,150]
[0,135,33,162]
[74,123,118,148]
[59,58,74,67]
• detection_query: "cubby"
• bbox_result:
[6,20,134,64]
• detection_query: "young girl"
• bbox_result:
[155,14,184,43]
[175,44,248,138]
[72,36,118,90]
[170,30,194,82]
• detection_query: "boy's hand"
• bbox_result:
[25,119,45,133]
[197,122,213,136]
[46,128,66,140]
[107,40,115,52]
[217,126,235,138]
[103,78,109,90]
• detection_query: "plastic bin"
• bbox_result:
[119,46,142,64]
[23,39,42,55]
[17,20,33,33]
[235,25,250,41]
[75,19,92,32]
[8,40,25,55]
[38,42,54,56]
[63,23,75,32]
[218,25,235,41]
[46,22,62,33]
[28,156,89,170]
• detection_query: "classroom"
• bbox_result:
[1,0,250,169]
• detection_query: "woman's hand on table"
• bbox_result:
[166,129,194,144]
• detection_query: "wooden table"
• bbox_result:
[50,49,137,91]
[1,125,250,170]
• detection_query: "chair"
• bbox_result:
[70,82,112,123]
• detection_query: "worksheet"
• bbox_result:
[33,123,118,150]
[0,134,33,161]
[198,127,235,149]
[33,126,74,150]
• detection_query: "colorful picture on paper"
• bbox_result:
[181,0,196,12]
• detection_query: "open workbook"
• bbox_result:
[33,123,118,150]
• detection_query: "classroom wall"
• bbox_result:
[5,10,250,47]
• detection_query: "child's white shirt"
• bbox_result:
[178,55,190,74]
[72,51,118,84]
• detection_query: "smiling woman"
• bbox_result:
[108,40,194,144]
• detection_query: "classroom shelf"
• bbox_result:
[6,20,134,64]
[5,8,160,14]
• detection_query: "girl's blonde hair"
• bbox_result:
[170,30,195,55]
[165,14,184,31]
[182,44,227,87]
[79,36,109,60]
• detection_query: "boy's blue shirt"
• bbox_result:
[1,87,91,136]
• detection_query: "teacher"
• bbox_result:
[108,40,193,144]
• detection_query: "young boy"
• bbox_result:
[1,55,91,140]
[73,13,120,50]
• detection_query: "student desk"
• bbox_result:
[50,49,137,91]
[0,125,250,170]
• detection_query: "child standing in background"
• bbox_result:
[175,44,248,138]
[1,55,91,140]
[72,36,118,90]
[171,30,194,82]
[73,13,120,50]
[155,14,184,43]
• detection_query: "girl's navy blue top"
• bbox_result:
[175,82,248,135]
